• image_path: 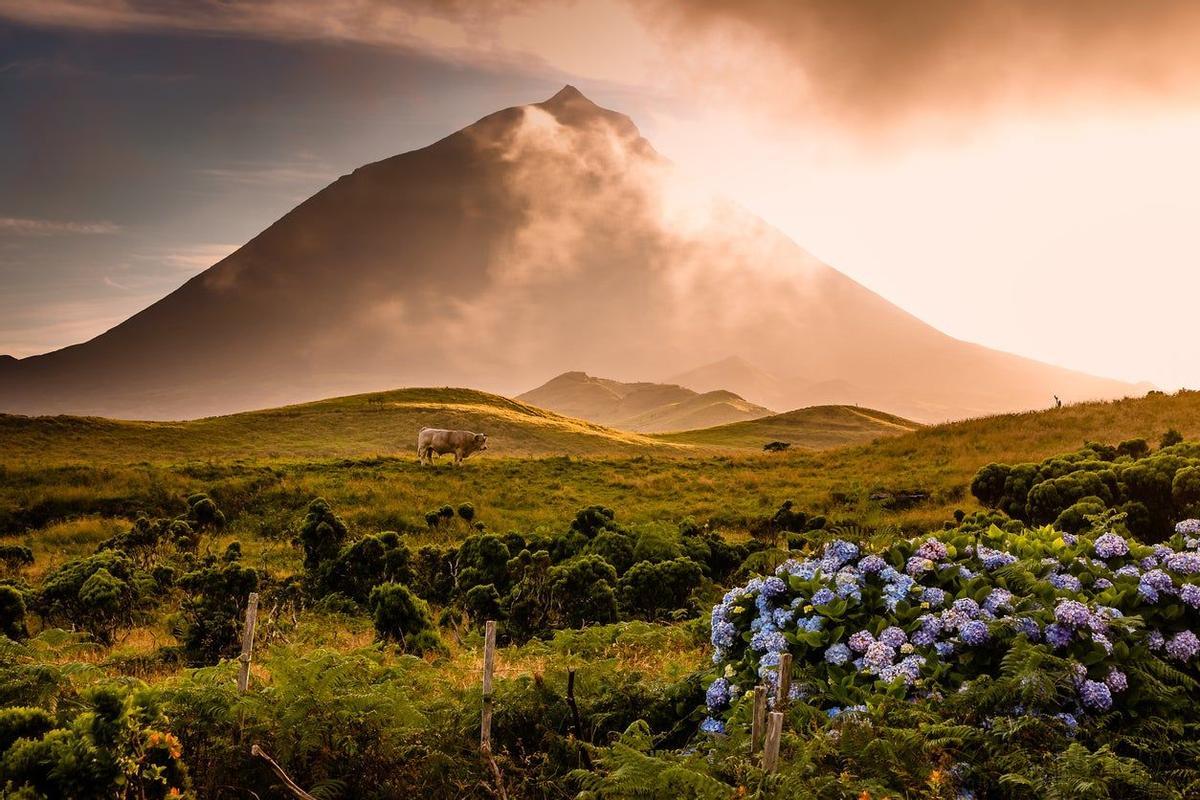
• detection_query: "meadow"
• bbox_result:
[4,387,1200,798]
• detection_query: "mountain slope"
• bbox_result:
[0,388,676,466]
[0,86,1143,422]
[654,405,921,450]
[516,371,772,432]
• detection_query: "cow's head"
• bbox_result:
[474,433,489,452]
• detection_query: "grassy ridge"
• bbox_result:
[653,404,920,450]
[0,387,674,466]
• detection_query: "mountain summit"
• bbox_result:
[0,86,1141,421]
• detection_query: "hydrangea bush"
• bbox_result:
[703,519,1200,732]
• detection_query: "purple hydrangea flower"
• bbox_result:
[1166,552,1200,574]
[1011,617,1041,641]
[857,554,887,574]
[1050,573,1083,592]
[1176,519,1200,535]
[1115,564,1141,578]
[1046,623,1073,648]
[811,587,837,606]
[960,620,989,646]
[1080,680,1112,711]
[1139,569,1174,602]
[1062,532,1078,546]
[1093,578,1113,590]
[1166,630,1200,662]
[863,641,896,673]
[978,546,1017,570]
[984,588,1014,613]
[1105,668,1128,693]
[848,630,875,653]
[1055,599,1092,627]
[1094,532,1129,559]
[934,641,955,658]
[916,538,949,561]
[906,556,935,576]
[1149,630,1166,651]
[921,587,948,607]
[879,626,908,647]
[1181,584,1200,608]
[825,642,852,665]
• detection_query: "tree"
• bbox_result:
[1172,465,1200,515]
[547,555,618,629]
[619,557,704,620]
[297,498,349,573]
[37,551,154,644]
[176,555,260,665]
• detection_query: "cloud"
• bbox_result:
[158,243,240,271]
[0,216,121,235]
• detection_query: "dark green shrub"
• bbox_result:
[177,556,259,665]
[0,545,33,577]
[463,583,503,624]
[368,582,442,654]
[297,498,349,573]
[547,555,618,629]
[37,551,155,644]
[184,492,226,531]
[0,585,28,640]
[0,686,189,799]
[318,531,412,604]
[457,503,475,522]
[631,528,681,563]
[1172,465,1200,514]
[411,545,455,604]
[1161,428,1184,448]
[570,506,618,538]
[0,707,53,753]
[619,557,704,620]
[456,534,511,595]
[1118,438,1150,459]
[585,529,636,574]
[1053,497,1108,534]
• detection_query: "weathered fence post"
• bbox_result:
[480,620,508,800]
[762,711,783,774]
[481,620,496,750]
[237,592,259,694]
[750,686,767,754]
[566,668,594,769]
[775,652,793,710]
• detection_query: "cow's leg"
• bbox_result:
[455,450,463,465]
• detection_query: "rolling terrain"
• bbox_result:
[0,86,1142,423]
[654,405,920,449]
[516,371,773,432]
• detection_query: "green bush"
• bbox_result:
[0,586,28,640]
[619,557,704,620]
[0,686,189,799]
[368,582,443,655]
[296,498,349,573]
[547,555,618,629]
[456,534,511,595]
[464,583,503,624]
[1161,428,1184,448]
[0,545,33,577]
[318,531,412,604]
[37,551,155,644]
[176,556,259,665]
[585,529,636,574]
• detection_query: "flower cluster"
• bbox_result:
[705,522,1200,734]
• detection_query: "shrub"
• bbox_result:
[464,583,503,624]
[1118,438,1151,459]
[619,557,705,620]
[0,544,33,577]
[547,555,618,629]
[585,530,636,574]
[318,531,412,604]
[0,686,189,798]
[37,551,155,644]
[631,527,682,563]
[410,545,454,605]
[1161,428,1184,449]
[1172,465,1200,515]
[456,534,511,595]
[0,586,28,640]
[0,707,53,753]
[176,556,260,665]
[457,503,475,523]
[368,582,442,654]
[297,498,349,573]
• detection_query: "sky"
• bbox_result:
[2,0,1199,389]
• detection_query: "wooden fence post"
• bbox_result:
[762,711,783,774]
[237,592,259,694]
[750,686,767,754]
[479,621,508,800]
[775,652,792,710]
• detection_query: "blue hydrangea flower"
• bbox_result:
[920,587,948,607]
[1011,616,1040,641]
[983,588,1014,613]
[1046,623,1073,648]
[879,626,908,647]
[934,641,955,658]
[750,627,788,653]
[811,587,836,606]
[823,540,860,569]
[699,716,726,735]
[977,546,1016,570]
[1055,599,1092,627]
[825,643,851,665]
[1050,573,1083,592]
[1080,679,1112,711]
[1093,578,1113,590]
[1139,569,1174,602]
[960,620,989,646]
[1114,564,1141,578]
[705,678,731,711]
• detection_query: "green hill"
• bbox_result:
[0,387,675,466]
[654,405,921,450]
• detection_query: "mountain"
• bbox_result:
[0,85,1145,422]
[516,371,772,433]
[653,405,920,450]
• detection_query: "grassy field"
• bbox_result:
[653,404,920,450]
[3,388,1198,580]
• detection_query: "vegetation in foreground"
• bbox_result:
[4,392,1200,797]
